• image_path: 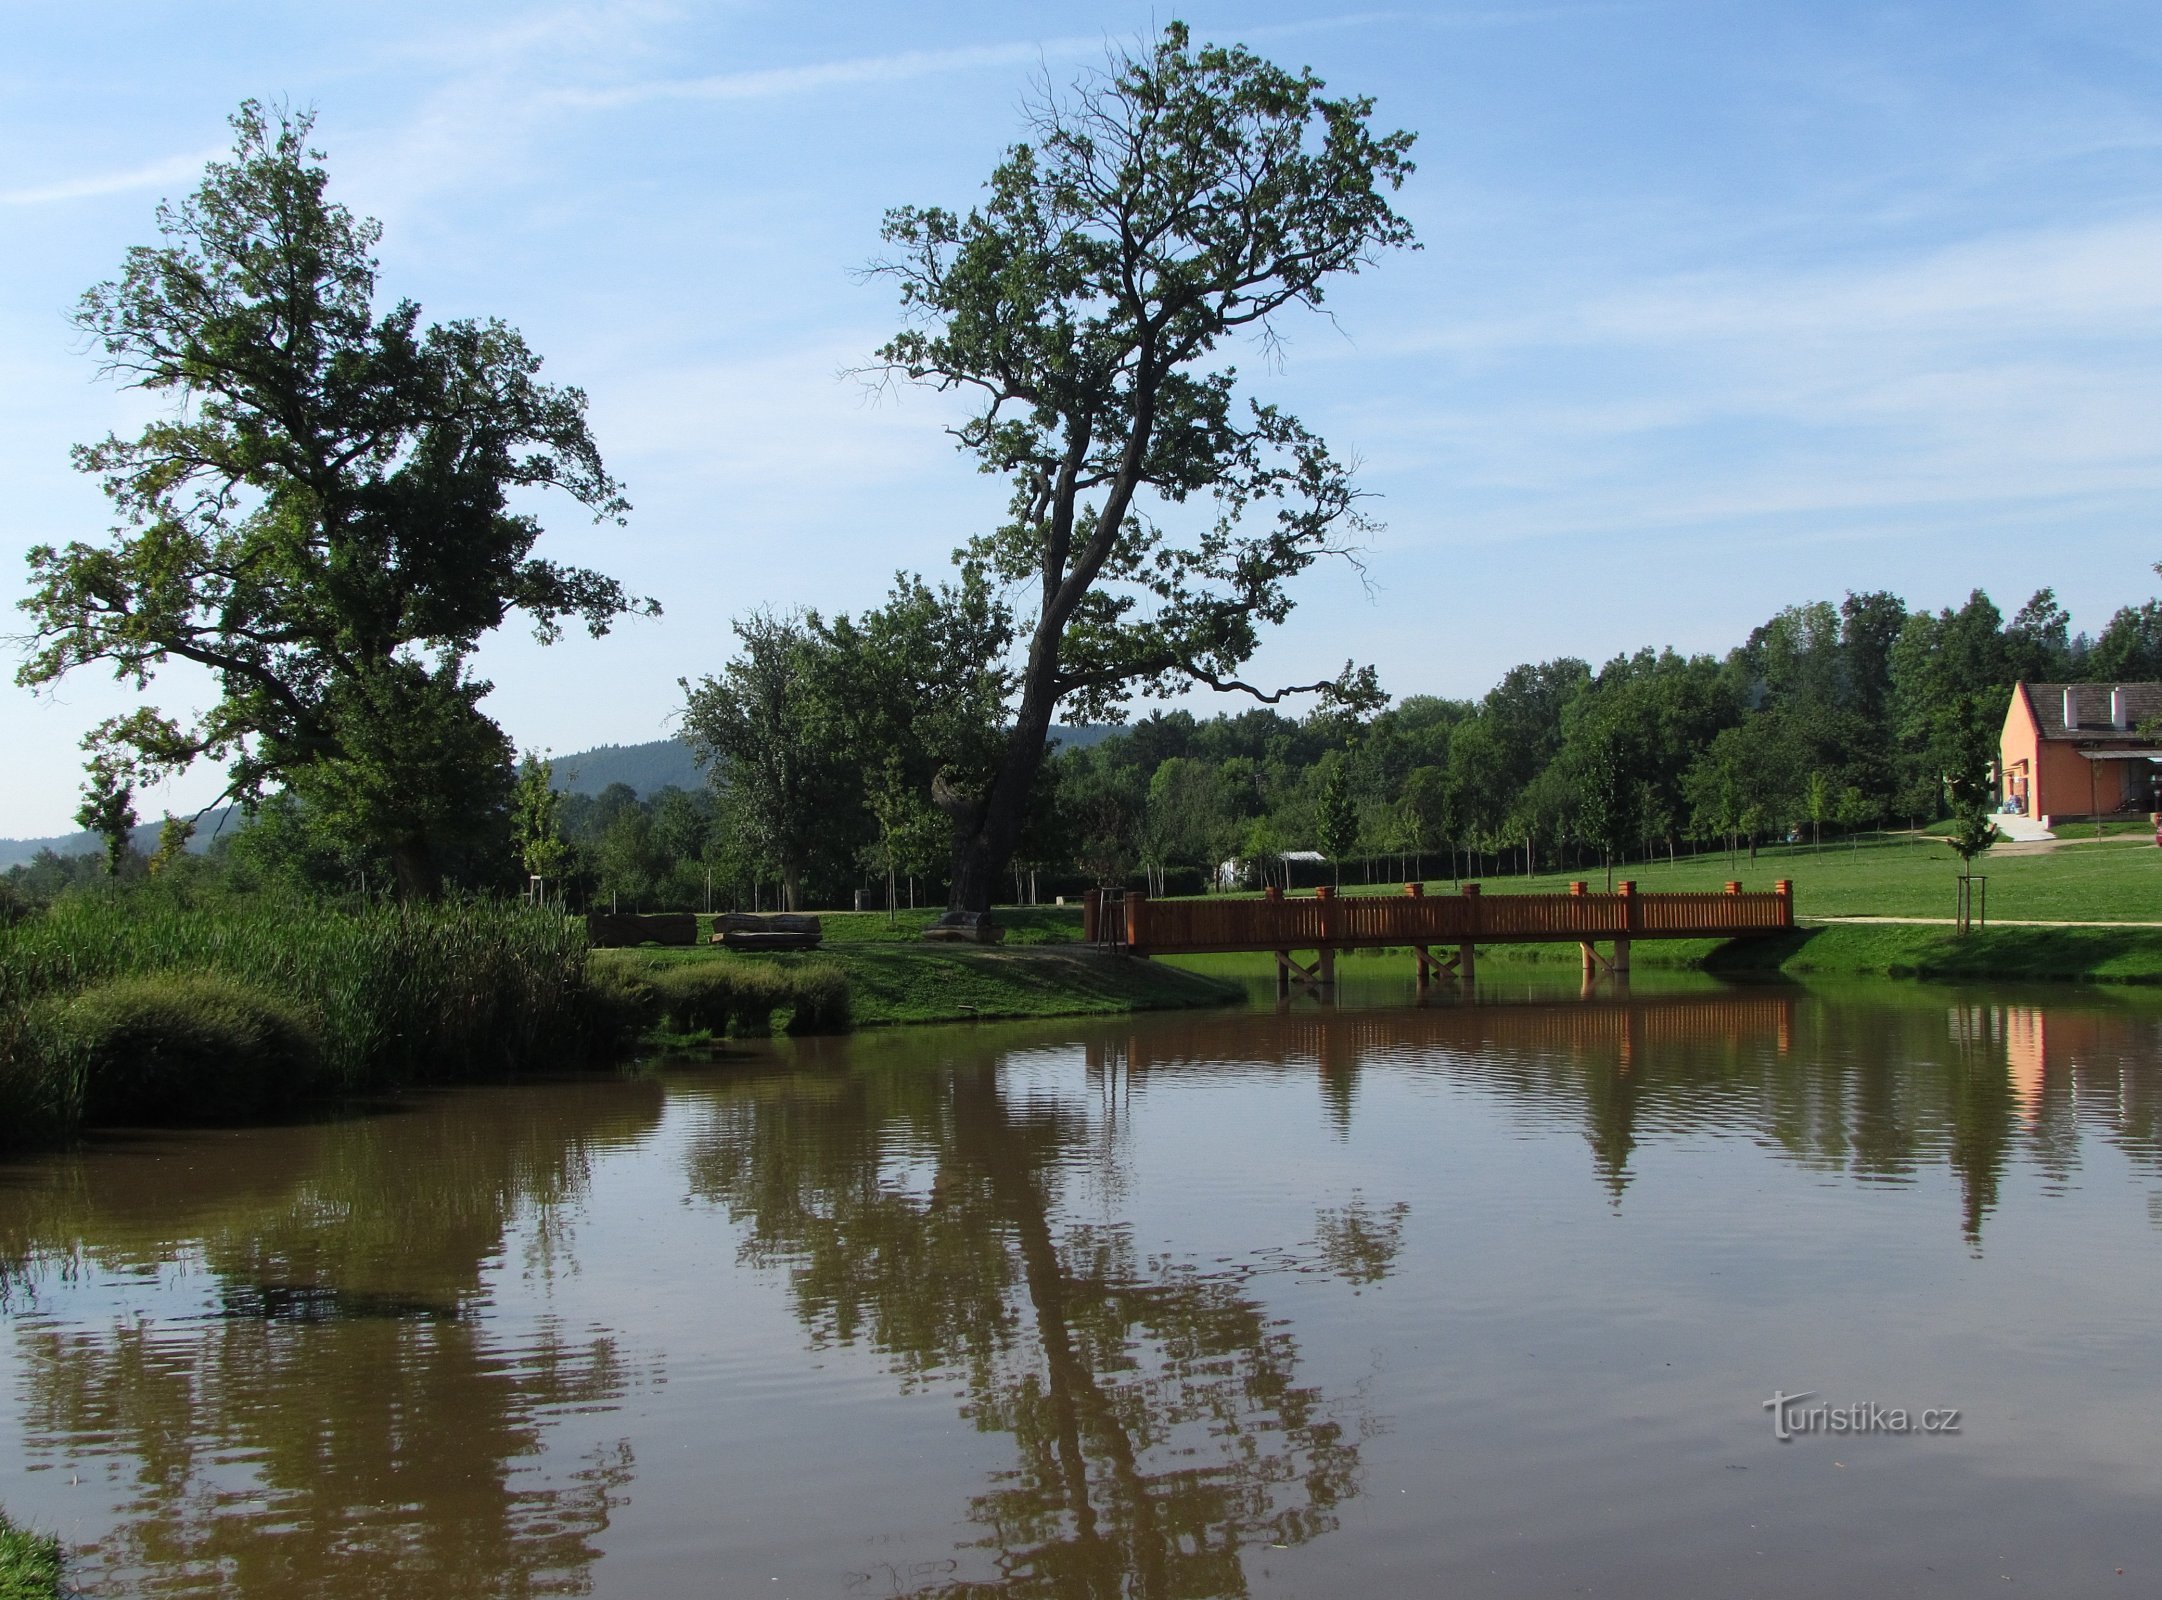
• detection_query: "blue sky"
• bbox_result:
[4,1,2160,834]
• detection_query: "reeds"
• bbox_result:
[0,895,600,1144]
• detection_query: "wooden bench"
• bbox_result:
[713,912,824,951]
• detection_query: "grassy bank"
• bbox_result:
[1175,924,2162,987]
[809,906,1084,945]
[0,893,607,1148]
[0,1507,61,1600]
[1328,833,2162,923]
[1700,923,2162,985]
[606,941,1238,1026]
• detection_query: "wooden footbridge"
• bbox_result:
[1081,880,1795,992]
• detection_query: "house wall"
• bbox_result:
[2035,740,2108,822]
[2000,688,2040,814]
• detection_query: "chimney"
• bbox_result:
[2112,687,2132,730]
[2063,686,2080,729]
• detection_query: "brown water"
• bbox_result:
[3,977,2161,1597]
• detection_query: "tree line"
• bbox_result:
[566,570,2145,912]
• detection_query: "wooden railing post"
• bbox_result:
[1775,879,1793,928]
[1082,888,1099,943]
[1459,882,1480,986]
[1724,881,1742,895]
[1126,891,1148,953]
[1315,884,1336,986]
[1405,881,1424,896]
[1616,880,1635,971]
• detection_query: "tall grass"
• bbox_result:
[0,895,603,1145]
[0,1504,62,1599]
[589,952,851,1040]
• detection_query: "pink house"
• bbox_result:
[2000,682,2162,825]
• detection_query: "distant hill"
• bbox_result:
[546,738,706,798]
[2,727,1123,865]
[0,807,237,870]
[544,726,1117,799]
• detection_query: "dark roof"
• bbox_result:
[2021,681,2162,741]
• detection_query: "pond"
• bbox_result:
[2,975,2159,1596]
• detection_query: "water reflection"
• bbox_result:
[1,985,2160,1597]
[1085,989,2162,1241]
[0,1079,663,1597]
[685,1062,1392,1597]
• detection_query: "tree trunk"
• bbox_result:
[781,863,803,912]
[389,835,442,902]
[940,691,1060,919]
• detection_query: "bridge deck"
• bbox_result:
[1083,881,1793,963]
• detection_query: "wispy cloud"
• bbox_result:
[551,36,1107,111]
[0,149,217,207]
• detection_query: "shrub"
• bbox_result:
[26,972,322,1125]
[597,955,852,1039]
[579,959,661,1055]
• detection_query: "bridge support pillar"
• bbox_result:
[1275,951,1327,995]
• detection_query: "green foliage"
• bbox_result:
[1315,754,1359,879]
[16,102,649,897]
[0,893,601,1144]
[75,757,137,877]
[1940,691,2004,867]
[514,751,571,884]
[869,22,1414,910]
[0,1507,62,1600]
[23,971,319,1127]
[681,610,853,910]
[588,953,852,1039]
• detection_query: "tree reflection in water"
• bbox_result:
[686,1063,1402,1599]
[1088,988,2162,1245]
[0,1078,664,1598]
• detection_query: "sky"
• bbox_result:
[3,0,2160,835]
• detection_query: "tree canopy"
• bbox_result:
[867,21,1416,918]
[16,102,651,897]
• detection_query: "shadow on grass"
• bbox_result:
[1704,924,2162,984]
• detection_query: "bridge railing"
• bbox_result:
[1083,880,1792,954]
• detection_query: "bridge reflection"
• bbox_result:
[1077,989,2162,1242]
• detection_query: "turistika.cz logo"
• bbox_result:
[1763,1390,1962,1441]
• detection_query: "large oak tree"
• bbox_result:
[17,103,650,897]
[868,22,1415,922]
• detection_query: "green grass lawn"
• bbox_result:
[801,906,1083,944]
[2042,820,2153,841]
[0,1508,61,1600]
[614,839,2159,1015]
[1703,922,2162,984]
[603,939,1234,1026]
[1324,834,2162,923]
